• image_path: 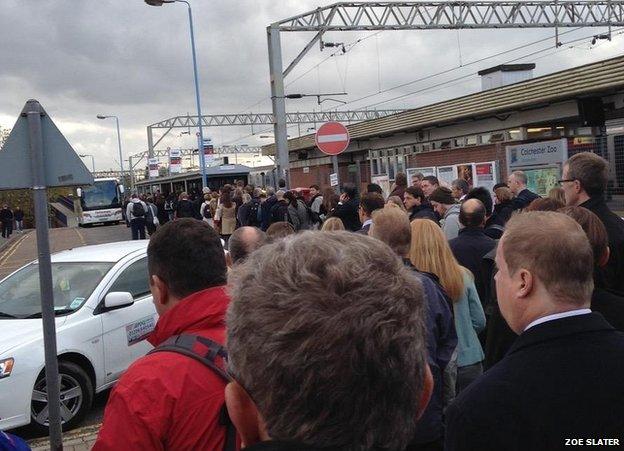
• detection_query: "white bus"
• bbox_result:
[76,178,125,226]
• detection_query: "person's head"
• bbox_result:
[370,207,411,257]
[131,194,138,200]
[495,212,594,333]
[309,185,320,197]
[204,194,211,202]
[266,221,295,241]
[276,190,285,201]
[459,199,486,228]
[367,183,383,195]
[562,152,609,206]
[548,187,566,205]
[451,179,469,200]
[342,183,358,201]
[259,191,267,203]
[253,188,263,199]
[146,196,154,204]
[226,232,432,449]
[242,193,252,205]
[420,176,439,198]
[394,172,408,188]
[147,219,227,316]
[464,187,493,218]
[428,187,456,217]
[359,193,385,222]
[228,227,267,266]
[179,191,189,201]
[493,182,508,191]
[266,186,276,197]
[320,217,345,231]
[409,219,464,302]
[411,172,424,188]
[284,191,297,206]
[386,195,407,212]
[403,186,426,211]
[507,171,527,195]
[558,206,610,269]
[278,179,286,189]
[494,186,513,205]
[525,197,564,212]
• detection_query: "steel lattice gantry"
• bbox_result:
[267,1,624,187]
[146,109,407,156]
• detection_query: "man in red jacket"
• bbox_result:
[93,219,233,451]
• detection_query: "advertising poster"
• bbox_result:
[371,175,390,199]
[456,163,474,187]
[203,137,215,167]
[474,161,497,193]
[524,166,560,197]
[148,158,159,178]
[169,148,182,174]
[436,166,456,188]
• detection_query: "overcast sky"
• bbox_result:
[1,1,622,171]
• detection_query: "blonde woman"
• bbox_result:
[321,217,345,231]
[409,219,486,395]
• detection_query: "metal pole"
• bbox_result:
[267,25,290,189]
[89,155,95,173]
[26,99,63,451]
[128,155,135,190]
[183,0,207,189]
[332,155,340,195]
[114,117,124,174]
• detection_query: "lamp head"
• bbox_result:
[145,0,175,5]
[96,115,107,120]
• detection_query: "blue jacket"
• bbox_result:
[404,260,457,445]
[454,270,486,367]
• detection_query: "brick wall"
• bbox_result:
[290,160,371,192]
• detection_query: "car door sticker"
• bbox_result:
[126,316,156,346]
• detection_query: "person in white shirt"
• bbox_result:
[126,194,149,240]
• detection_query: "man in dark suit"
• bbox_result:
[356,192,385,235]
[508,170,540,210]
[332,183,362,232]
[449,199,496,307]
[445,211,624,451]
[561,151,624,294]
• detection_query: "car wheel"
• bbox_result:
[30,361,94,434]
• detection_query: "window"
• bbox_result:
[107,258,150,299]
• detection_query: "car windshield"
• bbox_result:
[0,262,113,319]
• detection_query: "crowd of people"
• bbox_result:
[5,151,622,450]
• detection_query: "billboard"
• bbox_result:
[148,158,159,178]
[169,148,182,174]
[524,166,560,197]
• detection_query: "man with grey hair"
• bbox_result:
[446,211,624,451]
[451,179,470,201]
[507,170,539,210]
[225,232,433,451]
[227,226,267,265]
[411,171,425,189]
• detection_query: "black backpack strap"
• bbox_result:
[148,334,237,451]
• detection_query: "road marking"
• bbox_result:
[0,233,30,268]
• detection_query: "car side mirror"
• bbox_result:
[104,292,134,310]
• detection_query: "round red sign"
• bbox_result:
[315,121,350,156]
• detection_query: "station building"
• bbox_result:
[262,55,624,206]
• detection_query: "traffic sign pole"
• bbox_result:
[26,100,63,451]
[332,156,340,195]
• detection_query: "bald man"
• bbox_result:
[228,226,267,266]
[449,199,496,305]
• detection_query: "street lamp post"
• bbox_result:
[145,0,208,189]
[79,154,95,172]
[96,115,124,175]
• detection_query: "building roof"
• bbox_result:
[263,55,624,155]
[135,164,251,186]
[477,63,536,76]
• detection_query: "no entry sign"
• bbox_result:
[315,121,350,156]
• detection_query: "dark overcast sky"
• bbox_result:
[0,1,620,170]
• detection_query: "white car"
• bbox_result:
[0,241,157,433]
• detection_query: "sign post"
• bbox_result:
[315,122,350,194]
[0,100,93,451]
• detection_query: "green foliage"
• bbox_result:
[0,187,73,228]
